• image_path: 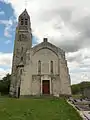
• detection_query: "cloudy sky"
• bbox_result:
[0,0,90,84]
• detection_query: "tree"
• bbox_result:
[71,81,90,95]
[0,74,11,95]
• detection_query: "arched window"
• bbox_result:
[21,19,24,25]
[51,61,53,73]
[38,60,41,74]
[25,19,28,25]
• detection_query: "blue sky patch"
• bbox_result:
[0,1,16,53]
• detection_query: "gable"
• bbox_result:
[32,41,65,59]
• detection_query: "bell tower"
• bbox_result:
[10,9,32,97]
[12,9,32,73]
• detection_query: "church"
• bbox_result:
[9,9,71,98]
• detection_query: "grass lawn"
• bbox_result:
[0,97,82,120]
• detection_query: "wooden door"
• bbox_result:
[42,80,50,94]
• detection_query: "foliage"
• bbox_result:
[0,98,82,120]
[71,81,90,95]
[0,74,11,95]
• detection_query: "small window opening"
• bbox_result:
[21,19,24,25]
[51,61,53,74]
[21,57,23,61]
[25,19,28,25]
[38,60,41,74]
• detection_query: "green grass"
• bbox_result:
[0,97,82,120]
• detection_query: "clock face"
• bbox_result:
[19,34,27,41]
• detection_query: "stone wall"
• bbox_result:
[20,64,32,95]
[59,59,71,95]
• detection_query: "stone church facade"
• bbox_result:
[9,9,71,98]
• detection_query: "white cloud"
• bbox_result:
[0,19,12,37]
[0,20,9,24]
[4,19,13,38]
[70,72,90,85]
[0,52,12,67]
[0,52,12,79]
[0,17,16,38]
[67,48,90,84]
